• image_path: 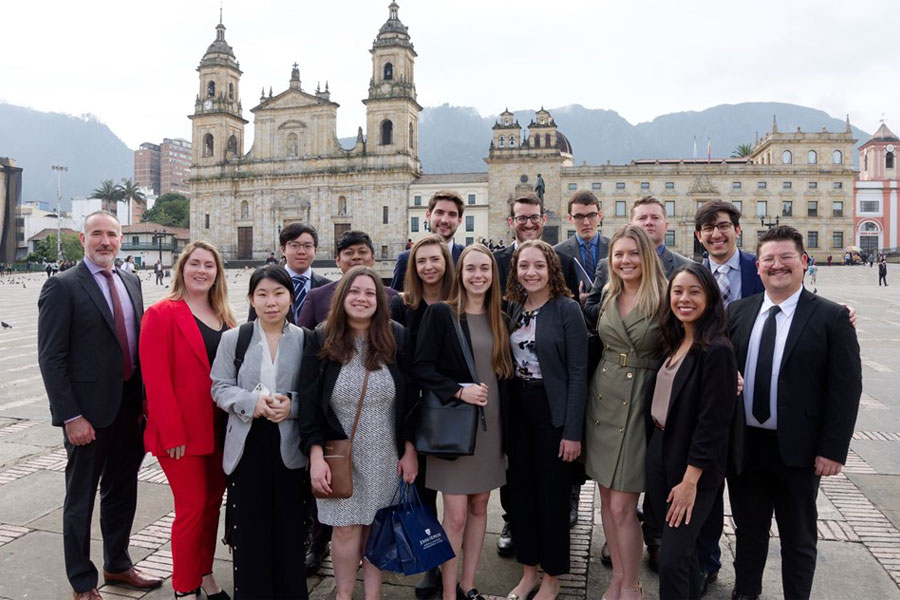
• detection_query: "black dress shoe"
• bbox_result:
[699,568,718,597]
[456,585,485,600]
[730,589,759,600]
[174,589,200,598]
[203,590,231,600]
[305,541,329,574]
[415,567,442,599]
[497,522,514,557]
[600,541,612,566]
[647,544,660,572]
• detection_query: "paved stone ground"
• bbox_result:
[0,265,898,599]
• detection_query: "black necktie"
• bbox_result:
[753,305,781,424]
[584,245,596,280]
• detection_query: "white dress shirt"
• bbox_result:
[741,286,803,430]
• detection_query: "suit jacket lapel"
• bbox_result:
[779,290,816,370]
[77,263,116,334]
[661,248,676,278]
[173,300,210,370]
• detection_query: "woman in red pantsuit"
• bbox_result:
[140,241,236,599]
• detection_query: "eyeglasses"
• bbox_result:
[513,215,543,225]
[286,242,316,252]
[699,222,735,234]
[571,212,599,222]
[759,253,801,266]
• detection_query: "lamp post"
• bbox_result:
[760,214,780,230]
[51,165,68,261]
[152,229,167,264]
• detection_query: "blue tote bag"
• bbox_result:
[393,484,455,575]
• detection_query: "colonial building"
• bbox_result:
[189,2,421,266]
[407,173,489,247]
[119,223,190,268]
[0,158,23,263]
[855,122,899,254]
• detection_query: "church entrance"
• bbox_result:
[237,226,253,259]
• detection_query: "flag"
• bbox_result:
[707,137,711,163]
[693,136,697,158]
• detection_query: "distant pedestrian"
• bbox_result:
[879,260,888,286]
[808,262,817,293]
[154,260,164,286]
[265,251,278,265]
[827,255,833,266]
[122,255,136,273]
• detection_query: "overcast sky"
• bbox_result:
[2,0,896,150]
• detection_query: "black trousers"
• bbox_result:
[728,427,820,600]
[63,395,144,593]
[228,419,308,599]
[645,429,718,600]
[507,380,571,576]
[879,273,888,286]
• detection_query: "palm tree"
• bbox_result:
[119,178,146,225]
[731,143,754,158]
[90,179,124,214]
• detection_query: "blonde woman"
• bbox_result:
[584,226,668,600]
[140,241,236,599]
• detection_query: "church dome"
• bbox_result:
[557,131,573,155]
[870,122,899,143]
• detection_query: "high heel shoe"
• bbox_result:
[602,571,624,600]
[174,589,200,598]
[203,591,230,600]
[621,583,643,600]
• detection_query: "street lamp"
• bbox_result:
[51,165,68,261]
[152,229,167,264]
[760,214,780,230]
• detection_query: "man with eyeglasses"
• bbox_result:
[554,190,609,304]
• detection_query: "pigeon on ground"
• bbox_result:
[1,322,11,329]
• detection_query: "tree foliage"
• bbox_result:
[142,193,190,228]
[25,234,84,263]
[91,179,124,202]
[119,178,146,207]
[731,143,754,157]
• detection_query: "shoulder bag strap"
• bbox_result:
[347,370,370,443]
[233,321,255,376]
[452,317,487,431]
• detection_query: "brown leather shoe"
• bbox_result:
[103,567,163,590]
[73,589,102,600]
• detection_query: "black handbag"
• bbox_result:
[414,316,486,459]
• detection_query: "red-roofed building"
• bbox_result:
[119,223,190,268]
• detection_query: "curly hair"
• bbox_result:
[505,239,572,303]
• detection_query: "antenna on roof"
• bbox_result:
[219,0,223,24]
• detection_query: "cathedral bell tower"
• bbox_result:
[190,15,248,166]
[363,2,421,164]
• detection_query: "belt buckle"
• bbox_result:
[618,353,628,367]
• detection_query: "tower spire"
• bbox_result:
[772,114,778,134]
[219,0,223,25]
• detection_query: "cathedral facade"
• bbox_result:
[189,3,420,263]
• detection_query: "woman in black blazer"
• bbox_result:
[504,240,588,600]
[644,263,736,600]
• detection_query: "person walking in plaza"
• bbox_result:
[414,245,513,600]
[584,225,668,600]
[644,263,736,600]
[879,258,888,286]
[504,240,588,600]
[154,259,164,286]
[391,191,465,291]
[140,241,234,599]
[727,226,862,600]
[37,210,162,600]
[210,266,310,599]
[390,234,454,599]
[300,266,417,600]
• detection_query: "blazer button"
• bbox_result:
[602,367,607,373]
[626,373,633,379]
[240,409,246,415]
[594,419,600,426]
[618,427,624,433]
[622,400,627,405]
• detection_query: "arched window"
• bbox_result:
[203,133,214,158]
[227,135,237,155]
[545,133,551,147]
[864,152,868,171]
[832,150,842,165]
[240,201,249,220]
[207,81,216,98]
[782,150,792,164]
[499,137,505,148]
[887,151,895,169]
[286,133,298,157]
[807,150,817,164]
[381,120,393,145]
[509,135,516,148]
[383,62,393,81]
[862,221,879,232]
[228,83,234,100]
[409,122,414,148]
[534,135,541,148]
[338,195,347,216]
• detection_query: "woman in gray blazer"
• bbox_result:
[210,266,308,600]
[503,240,588,600]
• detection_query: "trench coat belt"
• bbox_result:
[600,352,661,370]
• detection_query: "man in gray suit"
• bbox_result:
[554,190,610,305]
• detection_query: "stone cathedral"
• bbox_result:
[189,2,421,262]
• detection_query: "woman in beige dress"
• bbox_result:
[584,225,668,600]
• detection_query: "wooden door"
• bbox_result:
[237,226,253,259]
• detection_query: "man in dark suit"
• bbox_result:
[298,230,398,328]
[554,190,610,304]
[248,222,331,324]
[727,226,861,600]
[38,211,162,600]
[391,191,465,291]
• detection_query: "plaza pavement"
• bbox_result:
[0,264,898,599]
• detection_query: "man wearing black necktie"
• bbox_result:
[726,226,861,600]
[38,211,161,599]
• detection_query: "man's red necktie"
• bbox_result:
[100,270,134,381]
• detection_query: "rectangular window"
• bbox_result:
[665,201,675,217]
[616,182,625,191]
[833,181,843,190]
[132,236,140,246]
[466,237,474,246]
[736,231,743,248]
[665,230,675,247]
[641,182,650,191]
[756,200,767,217]
[758,181,767,189]
[592,182,602,190]
[615,201,626,217]
[383,206,389,224]
[808,181,818,190]
[665,181,675,190]
[807,231,819,248]
[782,201,793,217]
[567,229,576,239]
[832,231,843,249]
[467,193,476,205]
[568,183,577,191]
[732,181,742,190]
[410,216,419,232]
[807,201,818,217]
[204,214,210,229]
[783,181,792,189]
[833,201,843,217]
[733,200,742,214]
[413,195,422,207]
[465,215,474,232]
[860,200,879,213]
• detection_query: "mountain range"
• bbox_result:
[0,101,871,210]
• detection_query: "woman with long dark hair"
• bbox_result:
[645,263,736,599]
[504,240,588,600]
[299,266,417,600]
[414,244,513,600]
[140,241,235,599]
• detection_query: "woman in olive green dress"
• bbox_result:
[584,225,668,600]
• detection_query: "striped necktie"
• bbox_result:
[715,264,731,307]
[292,274,309,322]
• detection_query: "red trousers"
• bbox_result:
[158,450,226,593]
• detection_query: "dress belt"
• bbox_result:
[600,352,661,370]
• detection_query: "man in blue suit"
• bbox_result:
[391,191,465,291]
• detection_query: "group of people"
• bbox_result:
[37,187,861,600]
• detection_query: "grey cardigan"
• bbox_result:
[210,320,307,475]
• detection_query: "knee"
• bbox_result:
[443,509,467,534]
[468,496,489,518]
[606,502,634,526]
[331,525,358,547]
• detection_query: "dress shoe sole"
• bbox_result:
[497,545,515,558]
[102,578,163,590]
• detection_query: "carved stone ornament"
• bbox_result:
[689,175,719,194]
